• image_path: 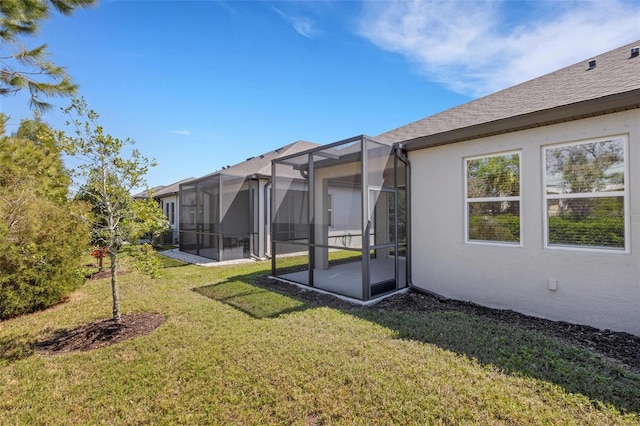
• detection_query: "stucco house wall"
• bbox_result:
[157,193,179,244]
[327,184,362,248]
[409,109,640,335]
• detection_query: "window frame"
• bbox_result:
[164,201,176,226]
[464,150,522,246]
[542,135,629,253]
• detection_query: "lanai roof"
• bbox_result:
[378,40,640,150]
[193,140,319,181]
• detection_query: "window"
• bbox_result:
[544,136,627,250]
[465,152,521,244]
[165,201,175,225]
[327,193,333,227]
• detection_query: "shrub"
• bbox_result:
[468,214,520,242]
[0,117,90,319]
[548,216,624,248]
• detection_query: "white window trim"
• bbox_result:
[464,150,522,247]
[542,135,629,254]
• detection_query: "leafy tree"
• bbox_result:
[1,0,95,110]
[546,140,623,219]
[0,113,90,319]
[466,154,521,242]
[467,154,520,199]
[467,153,520,217]
[62,98,168,323]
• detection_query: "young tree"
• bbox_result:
[0,113,90,319]
[62,98,168,323]
[1,0,95,110]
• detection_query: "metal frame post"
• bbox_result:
[308,153,315,287]
[271,164,276,275]
[393,152,399,291]
[361,136,370,300]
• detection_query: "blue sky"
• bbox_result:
[2,0,639,190]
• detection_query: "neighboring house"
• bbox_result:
[133,177,194,244]
[133,177,195,245]
[133,185,165,200]
[179,140,318,261]
[154,177,195,244]
[271,41,640,336]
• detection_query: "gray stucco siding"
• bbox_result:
[408,109,640,335]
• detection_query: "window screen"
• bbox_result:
[466,152,521,243]
[544,137,626,250]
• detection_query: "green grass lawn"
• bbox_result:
[1,252,639,425]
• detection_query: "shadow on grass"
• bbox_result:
[194,273,314,320]
[353,308,640,414]
[157,255,191,269]
[198,272,640,414]
[160,261,191,269]
[0,334,34,364]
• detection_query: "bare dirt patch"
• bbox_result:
[88,270,128,281]
[256,276,640,373]
[35,313,165,355]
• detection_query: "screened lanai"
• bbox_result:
[271,135,409,302]
[177,141,318,262]
[179,172,258,261]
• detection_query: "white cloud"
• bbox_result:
[272,6,320,38]
[171,130,191,136]
[358,0,640,97]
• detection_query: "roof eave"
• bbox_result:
[249,173,271,180]
[155,190,179,197]
[401,88,640,151]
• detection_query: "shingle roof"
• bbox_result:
[132,178,196,199]
[377,40,640,149]
[193,140,318,182]
[154,177,195,197]
[132,185,164,199]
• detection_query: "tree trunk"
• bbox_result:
[98,254,104,272]
[110,249,121,324]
